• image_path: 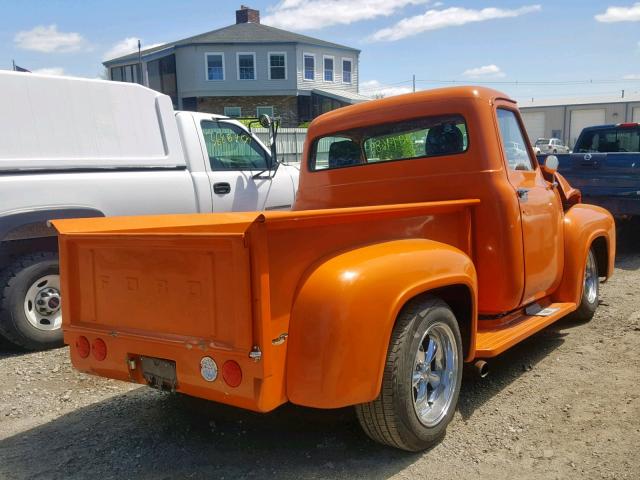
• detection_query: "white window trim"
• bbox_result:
[303,52,315,81]
[256,106,274,117]
[204,52,225,81]
[323,55,335,83]
[224,106,242,117]
[236,52,257,81]
[341,57,353,84]
[267,51,287,81]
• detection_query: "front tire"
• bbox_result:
[0,252,63,350]
[355,296,463,451]
[569,248,599,322]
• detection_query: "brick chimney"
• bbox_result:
[236,5,260,24]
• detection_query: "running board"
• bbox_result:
[474,302,576,358]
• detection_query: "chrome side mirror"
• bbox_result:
[545,155,559,172]
[259,114,272,129]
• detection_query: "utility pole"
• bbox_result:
[621,89,625,98]
[412,74,416,93]
[12,59,15,71]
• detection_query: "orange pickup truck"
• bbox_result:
[53,87,615,452]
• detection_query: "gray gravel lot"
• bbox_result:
[1,234,639,480]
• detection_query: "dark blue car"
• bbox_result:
[539,122,640,218]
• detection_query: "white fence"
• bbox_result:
[252,128,307,164]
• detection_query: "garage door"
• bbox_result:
[570,109,605,148]
[633,107,640,123]
[521,112,546,142]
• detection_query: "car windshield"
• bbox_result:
[535,139,549,145]
[575,127,640,153]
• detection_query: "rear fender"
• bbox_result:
[286,238,477,409]
[552,204,615,304]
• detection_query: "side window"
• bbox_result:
[497,109,533,171]
[201,120,268,171]
[313,136,361,170]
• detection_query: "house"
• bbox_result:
[103,5,367,126]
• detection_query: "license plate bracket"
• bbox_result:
[140,356,177,392]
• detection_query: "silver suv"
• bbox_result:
[534,137,570,154]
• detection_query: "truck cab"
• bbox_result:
[53,87,615,452]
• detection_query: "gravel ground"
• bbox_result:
[1,238,639,480]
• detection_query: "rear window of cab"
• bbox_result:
[309,114,468,171]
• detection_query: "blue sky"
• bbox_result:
[1,0,639,101]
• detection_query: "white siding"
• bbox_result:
[633,107,640,123]
[570,109,606,148]
[295,44,359,94]
[521,112,546,142]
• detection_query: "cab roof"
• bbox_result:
[308,86,514,139]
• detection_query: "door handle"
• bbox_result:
[213,182,231,194]
[517,188,529,201]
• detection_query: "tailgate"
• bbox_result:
[53,213,261,349]
[64,234,252,346]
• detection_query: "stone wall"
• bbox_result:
[197,95,299,126]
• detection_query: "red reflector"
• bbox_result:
[92,338,107,361]
[76,336,90,358]
[222,360,242,387]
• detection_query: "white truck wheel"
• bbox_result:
[0,252,63,350]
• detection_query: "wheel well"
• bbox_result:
[401,284,473,360]
[591,236,608,277]
[0,237,58,266]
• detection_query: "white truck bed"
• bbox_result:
[0,71,185,171]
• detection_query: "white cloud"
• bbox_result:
[263,0,430,30]
[32,67,66,76]
[360,79,413,98]
[14,25,86,53]
[462,64,505,78]
[623,73,640,79]
[103,37,164,61]
[595,3,640,22]
[369,4,541,42]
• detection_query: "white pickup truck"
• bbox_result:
[0,71,299,350]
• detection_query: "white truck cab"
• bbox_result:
[0,71,299,350]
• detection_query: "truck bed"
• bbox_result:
[53,200,478,412]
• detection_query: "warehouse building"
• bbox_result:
[519,93,640,149]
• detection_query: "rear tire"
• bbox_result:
[0,252,63,350]
[355,296,463,451]
[569,248,599,322]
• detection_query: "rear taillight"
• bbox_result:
[222,360,242,387]
[76,336,90,358]
[92,338,107,361]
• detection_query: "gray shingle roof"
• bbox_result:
[104,22,359,65]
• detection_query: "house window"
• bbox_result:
[323,56,334,82]
[256,106,274,118]
[342,58,352,83]
[111,64,142,84]
[237,53,256,80]
[303,53,315,81]
[224,106,241,117]
[206,53,224,81]
[269,52,286,80]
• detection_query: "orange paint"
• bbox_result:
[53,86,614,413]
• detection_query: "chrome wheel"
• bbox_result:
[412,322,458,427]
[23,275,62,331]
[584,250,598,304]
